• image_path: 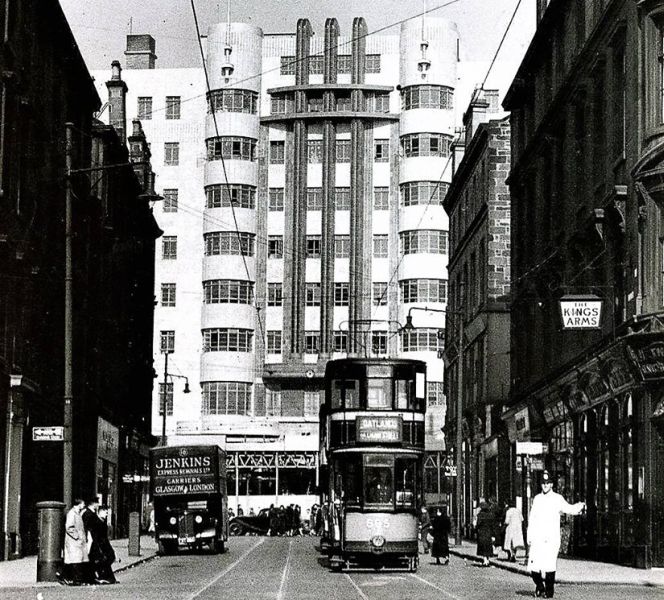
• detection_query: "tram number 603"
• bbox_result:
[366,518,390,531]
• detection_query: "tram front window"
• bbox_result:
[332,379,359,409]
[395,457,417,507]
[364,454,393,505]
[367,378,391,409]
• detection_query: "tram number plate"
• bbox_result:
[366,518,390,532]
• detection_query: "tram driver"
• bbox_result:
[366,468,393,504]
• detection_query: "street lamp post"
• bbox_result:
[403,304,464,546]
[160,351,190,446]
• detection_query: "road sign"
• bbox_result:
[443,465,457,477]
[32,426,64,441]
[515,441,547,455]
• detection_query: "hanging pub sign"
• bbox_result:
[559,295,603,330]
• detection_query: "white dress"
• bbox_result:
[526,491,584,573]
[503,506,524,551]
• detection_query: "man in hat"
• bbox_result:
[527,471,586,598]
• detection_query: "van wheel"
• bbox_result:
[229,522,243,536]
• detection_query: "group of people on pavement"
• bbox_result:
[59,498,116,586]
[418,505,451,565]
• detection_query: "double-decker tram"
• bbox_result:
[320,358,427,572]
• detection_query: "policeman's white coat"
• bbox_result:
[64,507,89,565]
[526,491,584,573]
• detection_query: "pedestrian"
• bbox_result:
[60,498,90,585]
[472,497,484,540]
[266,504,277,536]
[418,505,432,554]
[285,504,294,536]
[249,507,255,516]
[147,501,156,538]
[294,504,302,535]
[228,507,235,520]
[237,504,244,517]
[503,499,524,563]
[487,498,502,557]
[475,501,494,567]
[430,506,451,565]
[527,470,586,598]
[88,505,117,584]
[310,504,319,535]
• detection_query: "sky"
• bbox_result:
[59,0,536,101]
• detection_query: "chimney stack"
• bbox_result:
[125,35,157,69]
[105,60,128,144]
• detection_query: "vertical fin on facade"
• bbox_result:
[323,18,339,85]
[351,17,367,87]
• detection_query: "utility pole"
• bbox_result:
[455,289,464,546]
[161,351,169,446]
[63,123,74,508]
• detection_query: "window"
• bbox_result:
[338,55,352,73]
[267,331,282,354]
[373,282,388,306]
[427,381,446,406]
[400,279,447,303]
[306,236,321,258]
[165,96,181,120]
[366,54,381,73]
[204,232,255,256]
[205,184,256,209]
[203,280,254,304]
[306,188,323,210]
[159,382,173,416]
[334,283,349,306]
[162,236,177,260]
[336,139,351,162]
[269,188,285,211]
[160,330,175,353]
[308,139,322,163]
[270,140,285,164]
[401,85,454,110]
[374,139,389,162]
[333,331,348,353]
[336,94,352,111]
[306,283,321,306]
[207,89,258,114]
[271,96,289,114]
[401,328,442,352]
[374,187,389,210]
[401,133,452,157]
[308,95,324,112]
[207,136,257,161]
[373,234,388,258]
[309,55,324,74]
[163,188,178,212]
[401,181,448,206]
[304,331,320,354]
[161,283,176,307]
[280,56,296,75]
[335,187,351,210]
[268,236,283,258]
[202,382,252,415]
[267,283,283,306]
[400,230,448,254]
[304,392,321,416]
[164,142,179,165]
[266,389,282,416]
[203,328,253,352]
[369,92,390,113]
[335,235,350,258]
[372,331,388,355]
[138,96,152,120]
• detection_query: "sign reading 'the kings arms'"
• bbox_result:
[559,295,603,330]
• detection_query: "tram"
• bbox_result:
[320,357,427,572]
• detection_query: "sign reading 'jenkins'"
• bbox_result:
[559,295,604,330]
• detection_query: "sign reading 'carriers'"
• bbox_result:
[356,416,402,443]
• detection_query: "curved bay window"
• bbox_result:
[207,89,258,114]
[401,85,454,110]
[206,136,257,161]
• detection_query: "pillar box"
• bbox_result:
[36,501,65,582]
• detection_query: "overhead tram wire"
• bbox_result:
[480,0,523,91]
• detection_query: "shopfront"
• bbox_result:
[96,418,119,534]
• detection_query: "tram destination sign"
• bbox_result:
[356,416,402,443]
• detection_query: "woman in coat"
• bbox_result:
[62,499,90,585]
[88,506,116,584]
[475,502,494,566]
[430,506,451,565]
[503,500,524,562]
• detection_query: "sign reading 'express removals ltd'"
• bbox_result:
[559,295,603,330]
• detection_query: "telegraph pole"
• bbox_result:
[455,310,464,545]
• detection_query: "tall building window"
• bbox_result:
[304,392,321,417]
[306,236,321,258]
[334,283,349,306]
[335,188,351,210]
[271,96,288,114]
[427,381,446,406]
[207,89,258,114]
[401,133,452,157]
[369,92,390,113]
[400,230,448,254]
[161,283,176,307]
[160,330,175,353]
[137,96,152,120]
[306,283,321,306]
[308,140,323,163]
[306,188,323,210]
[201,382,252,415]
[162,236,177,259]
[207,136,257,161]
[165,96,181,120]
[336,139,351,162]
[374,187,389,210]
[309,55,324,74]
[270,140,285,164]
[280,56,296,75]
[373,282,388,306]
[308,95,324,112]
[338,55,352,73]
[365,54,381,73]
[269,188,285,211]
[401,181,448,206]
[267,331,282,354]
[401,85,454,110]
[401,328,442,352]
[202,328,253,352]
[203,280,255,304]
[372,331,388,355]
[336,94,352,111]
[335,235,350,258]
[266,389,282,416]
[304,331,320,354]
[268,236,283,258]
[163,189,178,212]
[204,232,255,256]
[400,279,447,303]
[374,139,390,162]
[333,331,348,353]
[164,142,179,165]
[205,184,256,209]
[267,283,283,306]
[373,235,389,258]
[159,382,173,416]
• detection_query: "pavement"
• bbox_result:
[447,539,664,587]
[0,535,158,587]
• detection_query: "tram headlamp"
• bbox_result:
[169,517,177,525]
[195,515,203,524]
[371,535,386,548]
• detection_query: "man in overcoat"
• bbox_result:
[62,498,90,585]
[527,471,585,598]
